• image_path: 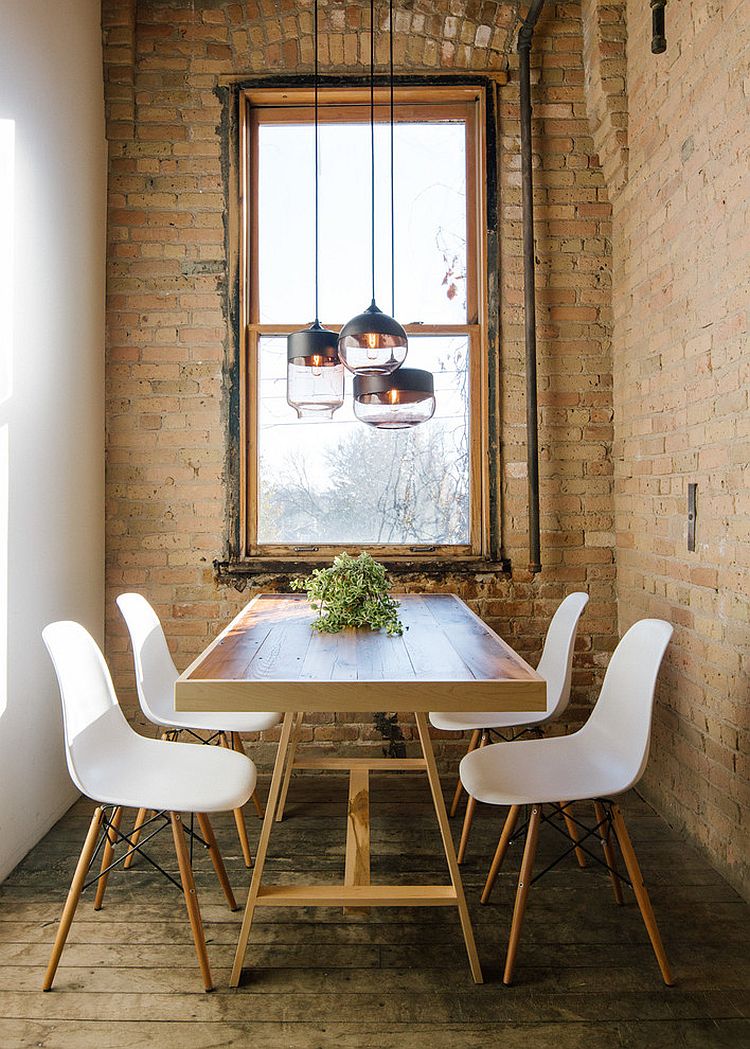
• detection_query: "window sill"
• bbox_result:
[214,556,511,589]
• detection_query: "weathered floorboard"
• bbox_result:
[0,776,749,1049]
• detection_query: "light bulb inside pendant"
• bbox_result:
[338,301,408,375]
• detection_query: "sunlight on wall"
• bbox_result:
[0,424,7,718]
[0,119,13,716]
[0,119,13,404]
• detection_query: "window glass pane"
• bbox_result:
[257,119,467,325]
[257,335,470,546]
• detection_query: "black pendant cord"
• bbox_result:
[370,0,376,306]
[313,0,320,324]
[389,0,395,316]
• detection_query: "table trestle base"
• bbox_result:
[254,885,459,906]
[293,757,427,771]
[229,710,484,987]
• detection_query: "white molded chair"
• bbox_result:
[117,592,281,867]
[42,621,256,992]
[430,591,589,862]
[461,619,674,986]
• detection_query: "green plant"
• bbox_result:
[291,552,403,636]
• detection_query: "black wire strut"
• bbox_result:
[499,800,633,890]
[81,806,210,895]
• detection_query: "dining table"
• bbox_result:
[175,592,546,986]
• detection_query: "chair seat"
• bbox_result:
[162,709,282,734]
[72,710,256,812]
[460,732,631,807]
[429,709,548,733]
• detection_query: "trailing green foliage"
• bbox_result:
[291,552,403,637]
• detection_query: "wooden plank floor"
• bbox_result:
[1,774,749,1048]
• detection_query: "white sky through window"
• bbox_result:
[258,121,467,325]
[256,118,471,547]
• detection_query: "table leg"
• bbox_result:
[343,767,370,916]
[230,711,295,987]
[414,711,484,984]
[275,710,304,822]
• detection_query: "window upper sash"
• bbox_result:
[244,89,481,329]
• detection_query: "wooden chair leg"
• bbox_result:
[503,803,541,985]
[610,804,673,985]
[250,790,264,818]
[457,731,489,864]
[275,711,303,822]
[218,733,253,867]
[196,813,238,912]
[449,729,481,817]
[457,796,477,865]
[481,804,521,904]
[232,803,253,869]
[93,807,123,911]
[230,732,264,819]
[559,801,587,869]
[594,800,624,905]
[123,807,150,870]
[170,812,213,992]
[43,807,104,991]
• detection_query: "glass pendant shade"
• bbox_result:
[353,368,435,429]
[286,323,344,419]
[338,301,408,375]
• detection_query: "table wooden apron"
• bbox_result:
[175,593,546,986]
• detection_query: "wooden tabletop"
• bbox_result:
[175,593,546,713]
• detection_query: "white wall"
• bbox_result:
[0,0,106,880]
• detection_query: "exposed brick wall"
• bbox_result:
[600,0,749,897]
[102,0,617,768]
[580,0,627,196]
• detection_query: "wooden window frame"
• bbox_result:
[227,82,501,573]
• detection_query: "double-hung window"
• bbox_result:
[236,85,492,563]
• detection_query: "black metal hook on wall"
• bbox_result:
[651,0,667,54]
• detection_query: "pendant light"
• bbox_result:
[352,0,436,429]
[286,0,344,419]
[353,368,436,429]
[337,0,408,376]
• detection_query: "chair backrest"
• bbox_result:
[536,592,589,720]
[580,618,673,790]
[116,592,178,725]
[42,621,134,796]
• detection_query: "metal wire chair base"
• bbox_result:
[499,799,632,890]
[82,807,209,893]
